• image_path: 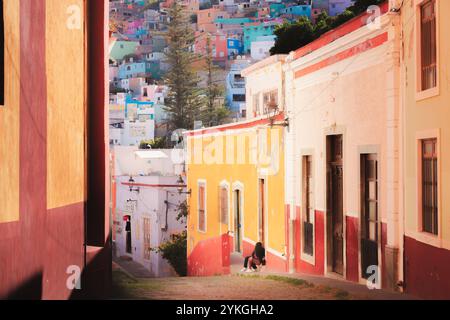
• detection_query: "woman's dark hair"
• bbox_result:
[255,242,263,248]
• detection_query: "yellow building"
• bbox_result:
[401,0,450,299]
[186,58,289,275]
[186,119,287,275]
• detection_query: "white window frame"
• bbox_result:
[415,0,440,101]
[414,129,442,247]
[231,181,245,243]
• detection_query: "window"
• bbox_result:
[233,94,245,102]
[303,156,314,256]
[253,93,260,115]
[361,153,379,278]
[361,154,379,242]
[420,0,437,91]
[219,186,228,225]
[1,0,4,105]
[263,90,278,114]
[234,74,244,82]
[421,138,438,235]
[198,183,206,232]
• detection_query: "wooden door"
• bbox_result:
[327,135,344,275]
[303,156,314,256]
[125,216,132,254]
[361,154,379,278]
[234,190,242,252]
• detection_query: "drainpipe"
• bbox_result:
[384,12,402,291]
[163,190,169,232]
[283,54,296,274]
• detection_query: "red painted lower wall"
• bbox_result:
[0,203,86,299]
[188,234,231,276]
[222,234,231,269]
[294,208,325,275]
[404,236,450,299]
[266,251,287,273]
[43,203,85,299]
[284,205,290,273]
[294,207,301,272]
[346,216,359,282]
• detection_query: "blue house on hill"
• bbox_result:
[281,5,312,19]
[243,23,277,53]
[270,3,286,17]
[227,38,244,57]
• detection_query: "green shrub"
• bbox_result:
[155,231,187,276]
[139,137,167,149]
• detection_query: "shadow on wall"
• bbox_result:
[4,235,112,300]
[70,234,113,300]
[7,272,43,300]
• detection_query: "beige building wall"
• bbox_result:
[285,12,402,288]
[402,0,450,248]
[242,55,287,119]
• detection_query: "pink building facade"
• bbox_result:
[194,32,228,64]
[284,2,404,290]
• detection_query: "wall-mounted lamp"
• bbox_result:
[128,176,140,193]
[267,102,289,129]
[177,175,191,195]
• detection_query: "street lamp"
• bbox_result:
[176,175,191,195]
[267,101,289,129]
[128,176,140,193]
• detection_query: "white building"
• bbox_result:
[122,117,155,146]
[146,52,165,62]
[226,58,251,117]
[121,77,147,96]
[113,147,186,277]
[219,0,235,6]
[250,35,276,61]
[110,126,123,146]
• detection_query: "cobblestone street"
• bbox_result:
[111,259,415,300]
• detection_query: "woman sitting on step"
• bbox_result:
[241,242,266,273]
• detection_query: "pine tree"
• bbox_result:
[163,2,203,130]
[201,36,230,127]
